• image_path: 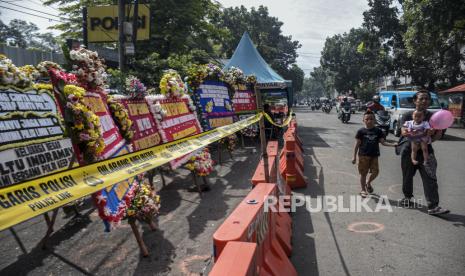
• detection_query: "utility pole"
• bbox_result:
[255,85,270,182]
[82,7,88,48]
[118,0,125,72]
[132,0,139,49]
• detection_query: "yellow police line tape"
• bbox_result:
[262,110,294,128]
[0,114,262,231]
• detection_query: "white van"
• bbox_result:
[379,91,442,136]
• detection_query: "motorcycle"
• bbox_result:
[374,110,391,138]
[322,103,331,113]
[310,102,316,111]
[340,106,351,123]
[315,102,321,110]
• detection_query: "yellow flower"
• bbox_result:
[33,83,53,91]
[74,123,85,130]
[64,85,85,98]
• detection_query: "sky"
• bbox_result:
[1,0,369,76]
[217,0,369,75]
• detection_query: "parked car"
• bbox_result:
[379,91,442,137]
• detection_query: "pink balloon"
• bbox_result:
[429,110,454,129]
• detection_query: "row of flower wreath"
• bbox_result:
[1,52,253,226]
[1,52,158,228]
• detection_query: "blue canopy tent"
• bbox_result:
[223,32,293,106]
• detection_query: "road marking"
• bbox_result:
[347,221,385,233]
[388,184,402,194]
[178,254,210,275]
[331,170,359,179]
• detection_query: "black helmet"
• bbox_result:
[343,97,348,102]
[373,95,380,103]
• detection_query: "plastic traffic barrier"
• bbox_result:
[275,213,292,256]
[209,242,258,276]
[252,157,277,186]
[251,141,279,187]
[279,134,307,189]
[213,183,297,276]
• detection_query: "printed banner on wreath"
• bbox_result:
[0,86,66,151]
[81,92,125,161]
[0,138,75,188]
[146,95,203,169]
[93,144,135,231]
[0,86,76,188]
[232,85,257,114]
[195,80,236,130]
[114,96,162,151]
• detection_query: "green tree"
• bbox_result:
[2,19,39,48]
[402,0,465,88]
[281,64,304,95]
[44,0,228,87]
[30,32,62,52]
[311,66,335,97]
[301,76,325,99]
[0,15,8,43]
[0,17,61,52]
[320,26,392,95]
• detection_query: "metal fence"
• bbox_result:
[0,44,65,66]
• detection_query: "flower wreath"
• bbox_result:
[63,84,105,161]
[185,148,214,176]
[94,181,136,230]
[48,69,105,162]
[125,75,147,98]
[0,55,35,88]
[36,61,63,78]
[220,134,238,152]
[18,65,40,82]
[94,176,161,230]
[159,69,187,97]
[224,66,246,88]
[69,47,107,91]
[126,177,161,222]
[107,95,134,142]
[185,63,225,91]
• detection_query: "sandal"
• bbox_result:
[359,191,368,198]
[367,184,374,194]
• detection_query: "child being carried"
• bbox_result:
[403,110,431,165]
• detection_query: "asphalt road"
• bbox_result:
[291,107,465,276]
[1,109,464,276]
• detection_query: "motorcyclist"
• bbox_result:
[338,97,351,117]
[366,95,385,113]
[340,97,351,110]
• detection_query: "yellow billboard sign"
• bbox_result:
[87,5,150,42]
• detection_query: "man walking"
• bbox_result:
[399,90,449,215]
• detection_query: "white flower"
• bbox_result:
[154,102,161,112]
[96,194,107,204]
[103,207,112,216]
